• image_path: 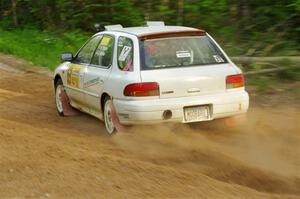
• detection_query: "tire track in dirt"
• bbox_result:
[0,54,299,198]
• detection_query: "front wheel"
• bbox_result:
[55,79,65,116]
[55,78,78,117]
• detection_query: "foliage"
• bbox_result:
[251,75,272,92]
[244,60,300,92]
[0,0,299,70]
[0,29,89,70]
[0,1,299,41]
[277,67,300,81]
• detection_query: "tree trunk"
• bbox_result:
[145,1,152,21]
[237,0,250,19]
[177,0,184,25]
[11,0,18,26]
[107,0,114,23]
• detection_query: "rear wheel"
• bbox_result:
[103,97,116,135]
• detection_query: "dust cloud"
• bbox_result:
[112,107,300,194]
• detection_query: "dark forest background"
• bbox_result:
[0,0,299,70]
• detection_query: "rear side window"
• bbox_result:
[91,35,114,67]
[140,36,227,70]
[76,36,102,64]
[117,36,134,71]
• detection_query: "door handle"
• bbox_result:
[187,88,200,93]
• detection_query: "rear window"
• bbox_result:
[140,36,227,70]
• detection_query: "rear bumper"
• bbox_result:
[114,90,249,125]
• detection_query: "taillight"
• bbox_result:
[226,74,244,89]
[124,82,159,97]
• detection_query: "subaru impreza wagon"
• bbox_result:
[54,21,249,134]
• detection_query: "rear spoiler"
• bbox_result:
[139,30,206,41]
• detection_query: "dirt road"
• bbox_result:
[0,54,299,198]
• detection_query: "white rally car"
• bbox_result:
[54,22,249,134]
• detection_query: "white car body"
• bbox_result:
[54,22,249,133]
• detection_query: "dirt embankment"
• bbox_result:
[0,53,299,198]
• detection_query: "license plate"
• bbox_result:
[184,106,210,122]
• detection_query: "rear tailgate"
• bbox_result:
[140,64,237,99]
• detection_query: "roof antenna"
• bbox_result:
[94,23,101,32]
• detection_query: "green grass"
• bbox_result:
[0,29,89,70]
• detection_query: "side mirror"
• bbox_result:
[61,52,73,62]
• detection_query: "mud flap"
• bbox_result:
[60,87,80,116]
[110,100,126,132]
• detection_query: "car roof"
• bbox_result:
[114,26,200,36]
[95,24,204,37]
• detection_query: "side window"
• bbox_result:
[76,36,102,64]
[117,36,134,71]
[91,35,114,67]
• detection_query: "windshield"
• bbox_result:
[140,36,227,70]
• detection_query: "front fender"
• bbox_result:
[53,62,72,85]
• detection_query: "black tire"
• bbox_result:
[55,78,65,116]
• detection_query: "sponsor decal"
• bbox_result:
[84,77,100,88]
[176,50,191,58]
[67,65,81,88]
[100,37,111,46]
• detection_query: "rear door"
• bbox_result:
[65,35,102,106]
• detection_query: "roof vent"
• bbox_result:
[104,24,123,30]
[146,21,165,27]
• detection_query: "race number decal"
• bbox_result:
[67,65,81,88]
[118,46,132,61]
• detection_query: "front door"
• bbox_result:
[83,34,115,118]
[64,35,102,107]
